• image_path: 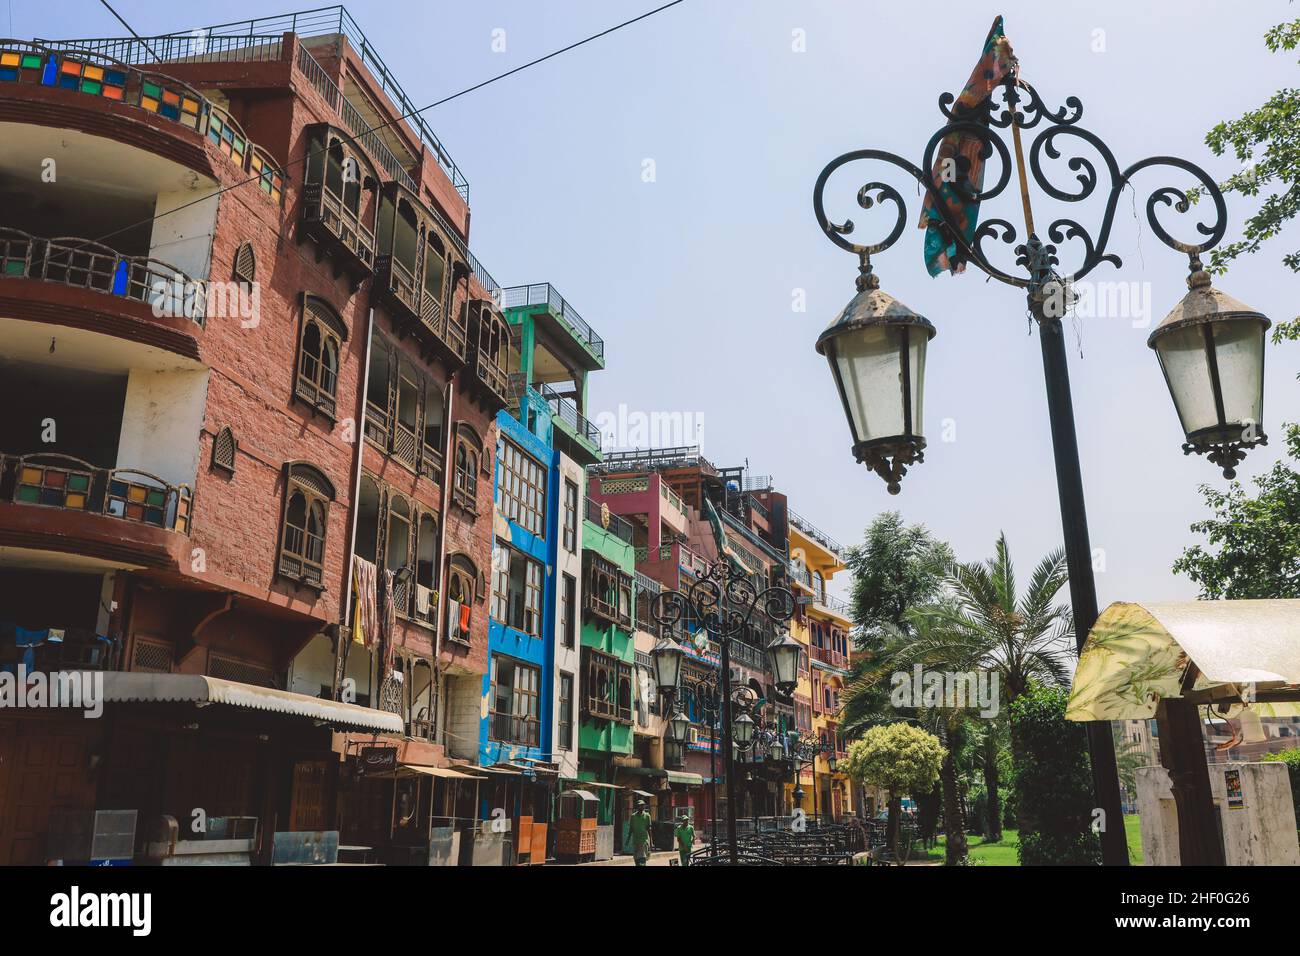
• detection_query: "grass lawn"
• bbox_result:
[924,815,1144,866]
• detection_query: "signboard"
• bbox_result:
[1224,768,1245,810]
[358,745,398,775]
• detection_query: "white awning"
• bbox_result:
[403,765,482,781]
[562,790,597,802]
[1067,600,1300,721]
[101,672,405,733]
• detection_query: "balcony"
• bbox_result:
[501,283,604,370]
[585,496,634,545]
[811,645,850,671]
[535,382,601,464]
[300,124,377,286]
[0,452,192,571]
[788,508,843,561]
[372,182,467,366]
[0,39,284,200]
[1,228,206,330]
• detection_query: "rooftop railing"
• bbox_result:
[589,445,715,476]
[788,509,843,558]
[501,283,603,362]
[45,5,469,199]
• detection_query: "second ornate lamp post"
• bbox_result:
[650,559,796,864]
[812,60,1270,866]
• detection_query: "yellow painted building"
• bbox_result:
[785,512,856,822]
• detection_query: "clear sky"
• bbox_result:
[16,0,1298,606]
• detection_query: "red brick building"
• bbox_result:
[0,15,509,863]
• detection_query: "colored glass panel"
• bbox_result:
[0,68,17,82]
[67,473,90,492]
[141,80,160,98]
[60,60,82,75]
[82,65,103,82]
[0,52,19,67]
[141,95,159,112]
[104,69,126,86]
[128,485,147,503]
[45,470,66,489]
[101,85,124,101]
[145,489,165,507]
[21,54,43,69]
[81,80,102,95]
[65,493,87,510]
[19,467,41,484]
[15,485,39,504]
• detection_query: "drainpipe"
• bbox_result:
[434,280,464,754]
[335,306,376,702]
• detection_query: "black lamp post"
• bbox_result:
[650,559,796,864]
[812,67,1269,867]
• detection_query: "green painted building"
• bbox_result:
[577,503,636,824]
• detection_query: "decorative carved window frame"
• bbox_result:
[277,461,336,591]
[295,294,347,421]
[211,425,237,474]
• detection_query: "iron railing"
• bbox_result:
[589,445,715,475]
[46,5,469,199]
[788,509,843,558]
[4,39,285,203]
[501,283,604,362]
[0,228,206,323]
[585,496,634,544]
[535,382,600,450]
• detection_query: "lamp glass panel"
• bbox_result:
[832,324,906,443]
[1155,324,1218,435]
[1211,320,1265,429]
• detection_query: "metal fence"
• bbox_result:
[501,283,604,362]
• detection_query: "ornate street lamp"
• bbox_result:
[810,62,1266,866]
[828,754,839,774]
[815,261,936,495]
[650,635,686,697]
[733,712,756,749]
[766,631,803,695]
[1149,260,1271,478]
[667,707,691,745]
[650,559,796,864]
[770,736,786,762]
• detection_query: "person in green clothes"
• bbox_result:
[674,812,695,867]
[629,800,653,866]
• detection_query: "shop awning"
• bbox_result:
[563,790,598,802]
[101,672,404,733]
[627,789,656,799]
[571,780,623,790]
[665,771,704,786]
[1067,600,1300,721]
[403,765,481,780]
[622,767,667,778]
[463,764,523,775]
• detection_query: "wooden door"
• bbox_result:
[289,760,329,831]
[0,720,94,864]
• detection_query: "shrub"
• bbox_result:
[1009,686,1102,866]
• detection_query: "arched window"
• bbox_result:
[355,475,381,564]
[232,241,256,286]
[445,553,478,643]
[278,462,336,588]
[415,513,439,624]
[424,230,448,316]
[296,295,347,418]
[453,423,481,513]
[211,425,236,474]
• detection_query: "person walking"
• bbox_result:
[629,800,653,866]
[674,812,695,867]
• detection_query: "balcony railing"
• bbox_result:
[811,645,850,670]
[535,382,600,450]
[814,593,853,618]
[0,228,206,325]
[585,496,634,544]
[1,453,192,533]
[2,39,284,203]
[588,444,715,476]
[501,283,604,362]
[788,509,843,558]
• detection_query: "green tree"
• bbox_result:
[844,723,945,865]
[1009,686,1102,866]
[1173,423,1300,598]
[913,533,1076,834]
[1199,17,1300,354]
[846,512,953,649]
